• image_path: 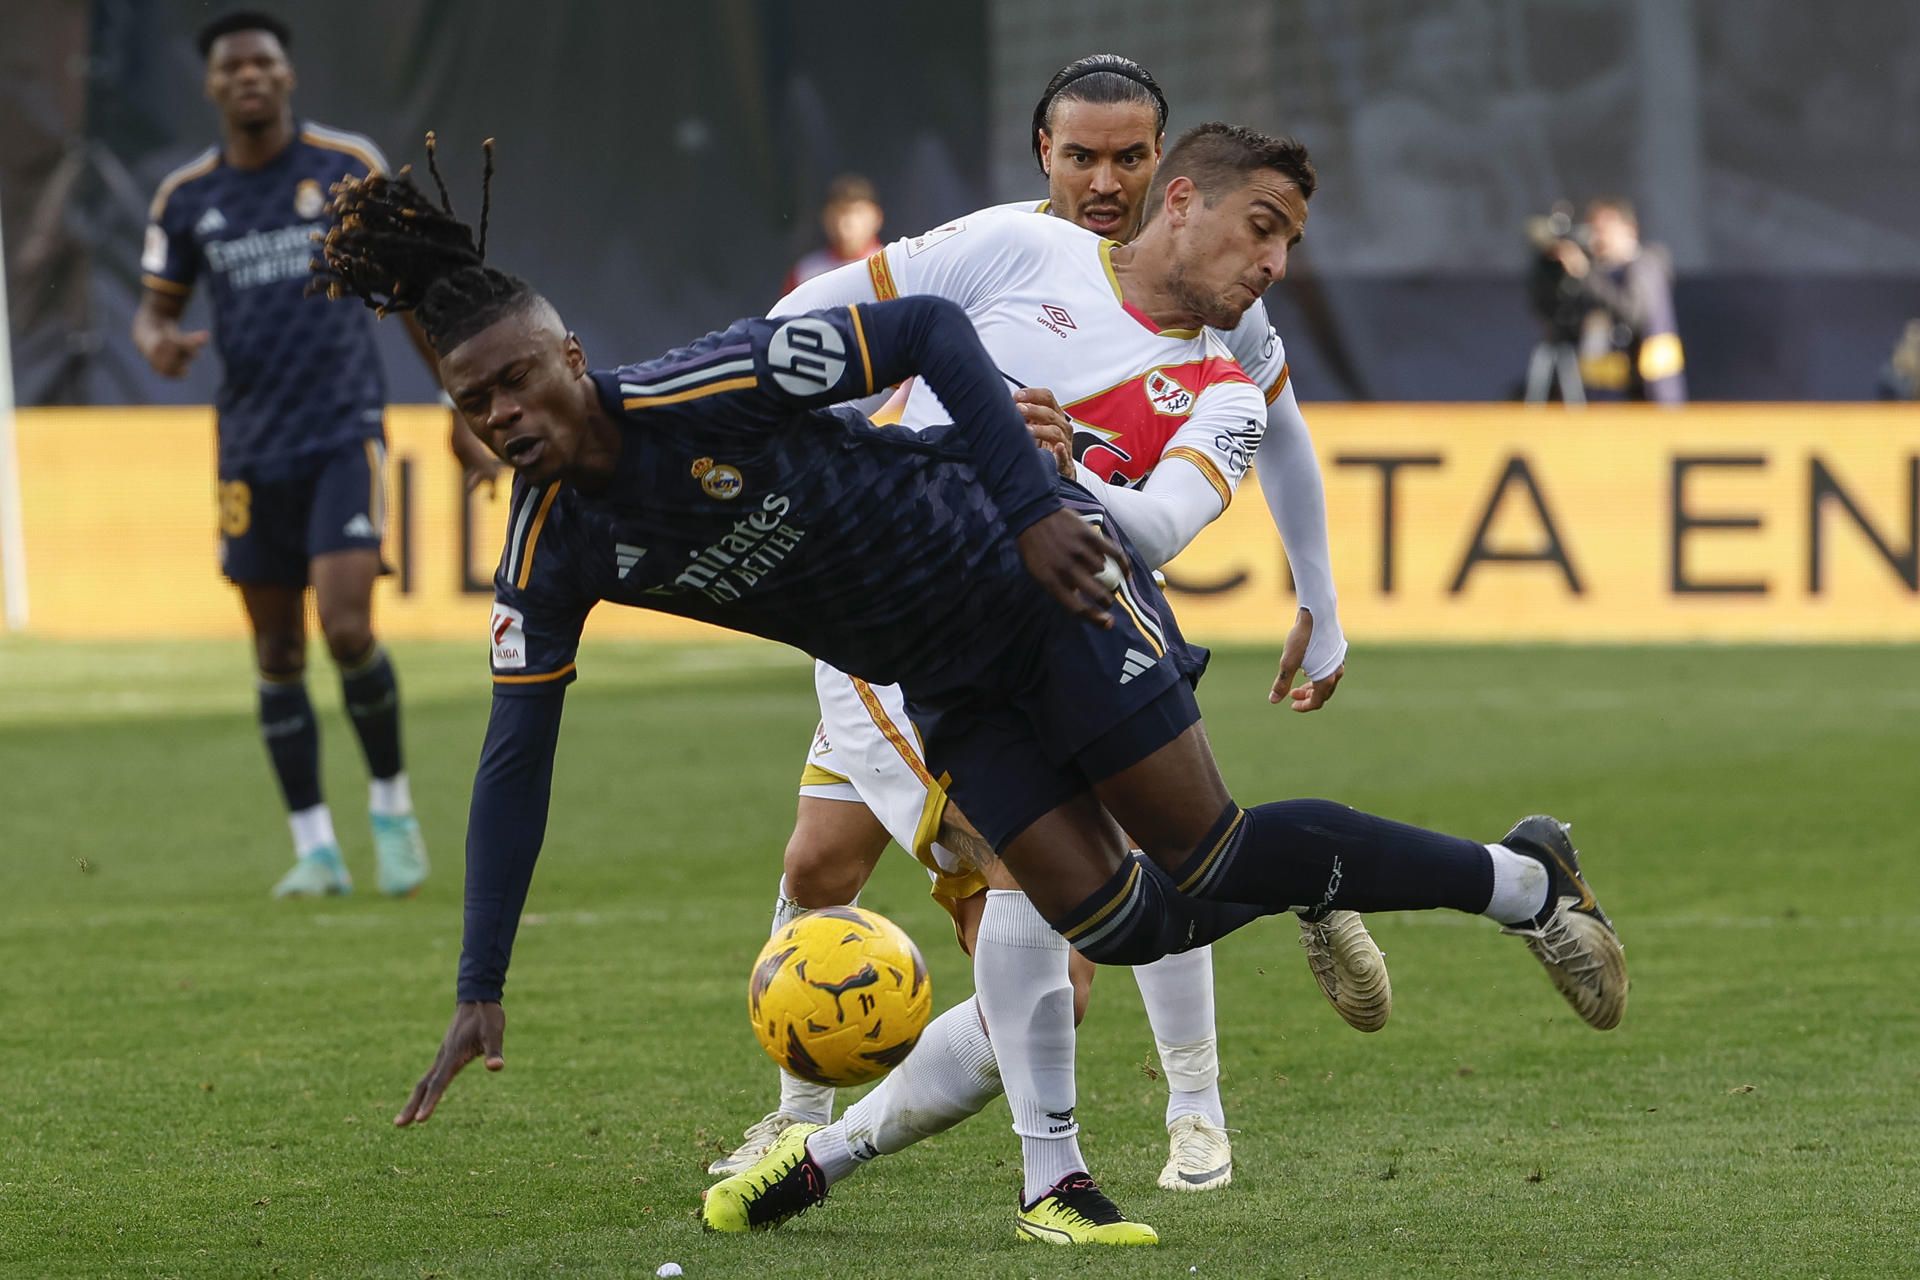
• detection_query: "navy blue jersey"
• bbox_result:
[142,122,389,472]
[487,304,1062,700]
[459,296,1067,1000]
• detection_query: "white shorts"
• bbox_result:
[798,660,987,915]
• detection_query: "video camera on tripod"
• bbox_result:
[1523,201,1590,404]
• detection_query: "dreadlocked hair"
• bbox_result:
[311,133,530,354]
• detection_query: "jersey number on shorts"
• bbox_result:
[218,480,252,537]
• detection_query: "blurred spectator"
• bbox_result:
[1878,320,1920,400]
[784,174,884,293]
[1556,198,1687,404]
[1522,202,1589,404]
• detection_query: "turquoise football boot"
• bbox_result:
[371,813,429,897]
[271,844,352,898]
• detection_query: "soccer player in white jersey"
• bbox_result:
[706,116,1385,1245]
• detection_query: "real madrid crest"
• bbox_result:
[690,456,744,500]
[294,178,326,219]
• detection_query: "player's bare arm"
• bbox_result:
[132,289,210,378]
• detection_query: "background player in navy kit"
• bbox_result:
[129,12,491,897]
[315,158,1629,1236]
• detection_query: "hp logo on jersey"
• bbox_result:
[768,317,848,397]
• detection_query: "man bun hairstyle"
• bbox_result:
[196,9,292,58]
[1144,122,1317,221]
[1031,53,1169,173]
[312,133,535,355]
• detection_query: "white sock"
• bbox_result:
[368,772,413,818]
[807,996,1001,1185]
[288,804,337,857]
[1132,946,1226,1129]
[771,875,837,1123]
[975,889,1085,1205]
[1485,843,1551,924]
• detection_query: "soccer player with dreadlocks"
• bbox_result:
[711,58,1375,1219]
[132,11,497,899]
[341,141,1626,1243]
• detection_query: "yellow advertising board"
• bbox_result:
[6,404,1917,644]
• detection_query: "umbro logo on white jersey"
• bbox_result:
[1119,648,1155,684]
[342,514,375,538]
[615,543,647,579]
[1037,304,1076,337]
[196,207,227,237]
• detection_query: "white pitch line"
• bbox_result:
[1378,912,1920,930]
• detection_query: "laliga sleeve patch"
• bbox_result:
[904,220,966,256]
[490,601,527,670]
[141,225,169,274]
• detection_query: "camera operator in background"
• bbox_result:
[1553,198,1686,404]
[1878,320,1920,400]
[1522,202,1591,403]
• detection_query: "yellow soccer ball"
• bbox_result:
[748,906,933,1087]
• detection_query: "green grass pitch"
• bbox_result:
[3,636,1916,1278]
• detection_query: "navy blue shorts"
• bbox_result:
[218,438,387,586]
[906,489,1210,850]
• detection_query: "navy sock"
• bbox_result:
[1173,800,1494,916]
[340,644,403,780]
[1052,854,1270,966]
[258,677,322,812]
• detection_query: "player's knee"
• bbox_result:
[781,831,867,907]
[253,630,305,678]
[319,607,374,665]
[1055,858,1182,967]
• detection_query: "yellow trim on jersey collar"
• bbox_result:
[1035,198,1051,214]
[1097,241,1203,340]
[1098,239,1124,301]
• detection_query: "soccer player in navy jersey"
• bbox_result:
[132,11,496,898]
[325,153,1627,1211]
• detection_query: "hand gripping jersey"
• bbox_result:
[142,122,390,472]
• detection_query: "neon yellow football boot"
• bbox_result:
[701,1122,826,1232]
[1015,1173,1158,1245]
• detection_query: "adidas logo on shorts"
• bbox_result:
[1119,648,1155,684]
[343,514,375,539]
